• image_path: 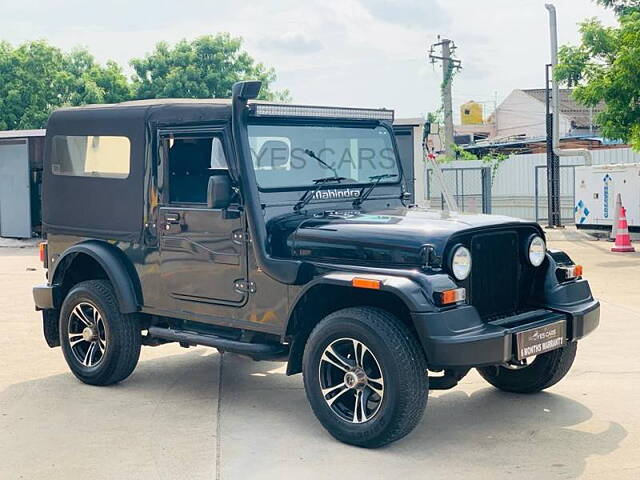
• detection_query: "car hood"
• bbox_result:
[268,206,542,268]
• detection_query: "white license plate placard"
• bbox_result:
[516,320,566,360]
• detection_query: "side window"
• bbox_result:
[51,135,131,179]
[210,137,228,169]
[166,136,228,204]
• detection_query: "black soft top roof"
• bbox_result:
[43,99,234,242]
[46,98,233,133]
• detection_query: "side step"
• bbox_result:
[147,326,288,360]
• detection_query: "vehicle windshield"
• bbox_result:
[247,123,400,189]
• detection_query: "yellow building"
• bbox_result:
[460,101,483,125]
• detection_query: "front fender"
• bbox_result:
[50,240,142,313]
[284,270,458,375]
[533,249,595,309]
[289,270,460,320]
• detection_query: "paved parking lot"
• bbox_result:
[1,230,639,479]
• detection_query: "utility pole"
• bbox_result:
[545,3,592,227]
[545,63,561,228]
[429,37,461,159]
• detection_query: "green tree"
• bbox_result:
[556,1,640,148]
[0,35,289,130]
[64,49,132,106]
[596,0,640,15]
[0,41,132,130]
[130,34,290,102]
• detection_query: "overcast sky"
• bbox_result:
[1,0,618,120]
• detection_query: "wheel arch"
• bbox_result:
[51,240,142,314]
[284,273,431,375]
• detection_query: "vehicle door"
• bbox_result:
[158,130,247,308]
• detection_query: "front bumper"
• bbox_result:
[412,299,599,368]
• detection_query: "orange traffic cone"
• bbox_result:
[611,202,635,253]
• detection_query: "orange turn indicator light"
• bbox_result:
[39,242,46,263]
[559,264,583,281]
[438,288,466,305]
[352,278,382,290]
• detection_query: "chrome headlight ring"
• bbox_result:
[451,245,472,280]
[528,235,546,267]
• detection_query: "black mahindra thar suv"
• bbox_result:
[33,81,600,447]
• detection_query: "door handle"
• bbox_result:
[164,213,180,224]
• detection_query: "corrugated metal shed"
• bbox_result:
[393,119,424,204]
[0,129,46,237]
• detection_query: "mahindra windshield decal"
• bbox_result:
[312,189,360,200]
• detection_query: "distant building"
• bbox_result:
[487,88,603,141]
[454,123,493,146]
[460,101,483,125]
[452,100,492,145]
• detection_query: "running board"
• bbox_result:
[147,326,288,360]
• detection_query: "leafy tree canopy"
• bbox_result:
[0,41,131,130]
[556,1,640,148]
[0,34,289,130]
[130,34,290,102]
[596,0,640,16]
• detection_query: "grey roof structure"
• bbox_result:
[0,129,46,139]
[521,88,604,128]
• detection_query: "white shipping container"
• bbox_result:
[574,163,640,231]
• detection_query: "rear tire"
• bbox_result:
[59,280,141,386]
[302,307,428,448]
[477,342,577,393]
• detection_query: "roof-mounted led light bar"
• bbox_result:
[250,103,394,122]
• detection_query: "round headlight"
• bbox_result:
[528,235,546,267]
[451,246,472,280]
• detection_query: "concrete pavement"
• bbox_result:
[1,230,639,479]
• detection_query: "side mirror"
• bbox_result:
[207,174,232,209]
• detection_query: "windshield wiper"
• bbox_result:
[303,149,340,179]
[352,173,398,207]
[294,176,347,211]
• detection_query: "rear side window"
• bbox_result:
[51,135,131,179]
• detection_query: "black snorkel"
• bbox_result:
[230,81,303,284]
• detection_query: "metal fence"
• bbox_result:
[534,165,576,224]
[420,148,640,222]
[425,166,492,214]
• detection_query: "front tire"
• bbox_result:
[477,342,577,393]
[302,307,428,448]
[59,280,141,386]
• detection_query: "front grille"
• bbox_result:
[469,231,519,318]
